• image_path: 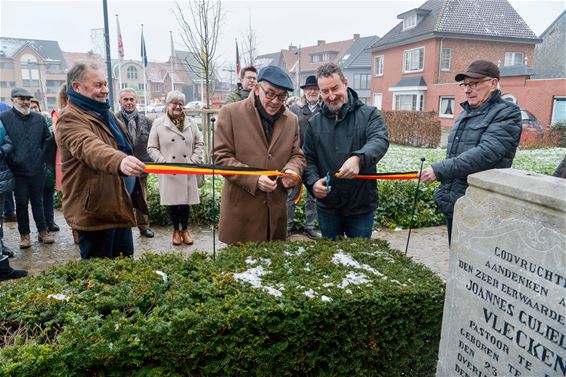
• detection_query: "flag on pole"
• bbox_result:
[116,14,124,60]
[141,26,148,68]
[235,39,241,76]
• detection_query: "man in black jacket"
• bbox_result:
[419,60,522,244]
[302,63,389,240]
[116,88,154,238]
[0,88,54,248]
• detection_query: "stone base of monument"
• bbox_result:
[436,168,566,377]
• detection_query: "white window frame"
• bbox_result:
[392,91,425,111]
[403,14,417,30]
[439,96,455,118]
[504,52,524,66]
[127,66,138,80]
[375,55,384,76]
[440,48,451,71]
[373,93,383,110]
[551,96,566,125]
[403,47,425,73]
[353,73,371,90]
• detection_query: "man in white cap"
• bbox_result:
[214,65,305,244]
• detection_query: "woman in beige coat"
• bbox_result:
[147,91,204,246]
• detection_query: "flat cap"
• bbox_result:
[455,60,500,82]
[257,65,294,92]
[11,88,33,98]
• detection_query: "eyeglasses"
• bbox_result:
[258,84,288,102]
[243,75,257,81]
[459,78,494,89]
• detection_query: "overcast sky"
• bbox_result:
[1,0,564,73]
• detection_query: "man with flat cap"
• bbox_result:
[419,60,522,244]
[287,75,321,239]
[214,65,306,244]
[0,88,54,249]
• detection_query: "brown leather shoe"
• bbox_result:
[172,230,182,246]
[19,234,31,249]
[181,230,194,245]
[38,231,55,244]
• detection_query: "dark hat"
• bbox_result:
[455,60,500,82]
[300,75,318,89]
[257,65,294,92]
[11,88,33,98]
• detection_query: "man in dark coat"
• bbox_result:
[224,65,257,104]
[419,60,522,244]
[116,88,154,238]
[0,88,53,248]
[288,75,321,239]
[302,63,389,240]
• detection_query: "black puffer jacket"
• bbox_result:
[0,131,15,195]
[303,88,389,216]
[432,90,521,215]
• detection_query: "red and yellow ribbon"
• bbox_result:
[353,172,418,180]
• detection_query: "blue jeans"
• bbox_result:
[77,227,133,259]
[317,210,375,240]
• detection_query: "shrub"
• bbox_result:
[381,111,441,148]
[519,127,563,149]
[0,239,445,376]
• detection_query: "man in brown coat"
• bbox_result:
[214,65,305,244]
[56,63,147,259]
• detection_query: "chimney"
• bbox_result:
[353,33,360,40]
[289,44,297,50]
[317,40,325,46]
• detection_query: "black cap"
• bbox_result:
[257,65,294,92]
[300,75,318,89]
[455,60,500,82]
[11,88,33,98]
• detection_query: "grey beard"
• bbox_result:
[13,103,31,116]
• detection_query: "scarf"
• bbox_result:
[167,111,186,132]
[120,108,139,142]
[66,89,132,155]
[67,88,135,193]
[254,95,285,144]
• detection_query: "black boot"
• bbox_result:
[1,240,15,258]
[0,255,28,281]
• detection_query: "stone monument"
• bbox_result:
[436,168,566,377]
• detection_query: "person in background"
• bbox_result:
[0,103,15,224]
[147,90,204,246]
[224,65,258,104]
[0,119,16,259]
[30,98,59,233]
[116,88,154,238]
[419,60,522,244]
[287,75,322,239]
[56,62,147,259]
[0,88,54,249]
[214,65,305,244]
[552,154,566,178]
[302,63,389,240]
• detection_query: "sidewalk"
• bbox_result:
[4,209,450,281]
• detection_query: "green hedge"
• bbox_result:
[0,239,445,376]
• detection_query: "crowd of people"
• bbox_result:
[3,58,564,282]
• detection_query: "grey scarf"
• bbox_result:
[120,109,139,141]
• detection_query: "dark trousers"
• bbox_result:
[3,191,14,216]
[43,178,55,227]
[317,210,375,240]
[168,205,190,231]
[77,228,133,259]
[0,192,5,239]
[14,172,47,235]
[446,214,453,246]
[135,176,149,230]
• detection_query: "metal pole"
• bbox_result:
[211,117,216,260]
[405,158,426,256]
[295,45,301,97]
[102,0,114,108]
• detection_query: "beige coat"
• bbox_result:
[214,94,306,244]
[147,115,204,205]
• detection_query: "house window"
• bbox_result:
[139,83,145,90]
[0,62,14,69]
[394,93,424,111]
[20,54,39,84]
[403,14,417,30]
[373,93,382,110]
[0,81,16,88]
[375,55,384,76]
[120,83,128,89]
[22,79,40,87]
[551,96,566,125]
[441,48,451,71]
[403,47,424,73]
[311,54,320,63]
[127,66,138,80]
[439,96,455,118]
[353,74,371,90]
[504,52,524,66]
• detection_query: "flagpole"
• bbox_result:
[116,15,123,95]
[141,24,148,112]
[170,30,175,91]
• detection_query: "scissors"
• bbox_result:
[325,172,331,193]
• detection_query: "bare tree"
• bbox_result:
[174,0,223,109]
[241,9,258,66]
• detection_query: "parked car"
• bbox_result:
[147,103,166,113]
[184,101,204,110]
[520,109,543,134]
[136,104,146,112]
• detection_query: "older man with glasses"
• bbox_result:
[214,65,305,244]
[419,60,522,244]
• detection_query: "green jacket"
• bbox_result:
[224,85,251,104]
